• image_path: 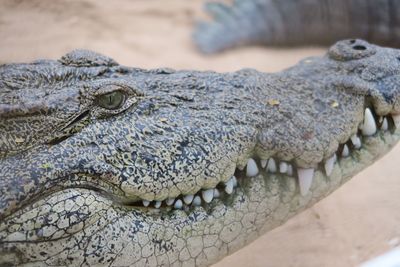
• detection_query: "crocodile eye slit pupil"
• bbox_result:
[97,91,126,110]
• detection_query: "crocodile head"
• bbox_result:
[1,40,399,266]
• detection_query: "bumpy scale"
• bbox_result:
[1,39,400,266]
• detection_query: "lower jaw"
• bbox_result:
[148,128,400,242]
[142,128,400,264]
[1,132,398,266]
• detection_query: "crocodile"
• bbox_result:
[1,38,400,266]
[194,0,400,53]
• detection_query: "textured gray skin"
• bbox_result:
[1,40,400,266]
[194,0,400,53]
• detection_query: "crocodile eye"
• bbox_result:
[96,91,126,110]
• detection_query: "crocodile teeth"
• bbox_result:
[324,154,336,176]
[225,178,234,194]
[298,168,314,196]
[342,144,350,157]
[361,108,377,136]
[287,164,293,176]
[232,176,237,187]
[246,158,259,177]
[351,134,362,149]
[202,189,214,203]
[213,188,220,198]
[183,194,194,205]
[266,158,277,173]
[137,109,399,210]
[165,198,175,206]
[279,162,288,173]
[382,117,389,131]
[393,114,400,128]
[192,196,201,206]
[174,199,183,209]
[261,159,268,168]
[154,201,161,209]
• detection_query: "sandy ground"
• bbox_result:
[0,1,399,266]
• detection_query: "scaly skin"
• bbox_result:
[194,0,400,53]
[1,40,400,266]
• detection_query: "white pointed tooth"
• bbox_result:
[154,201,161,209]
[183,194,194,205]
[202,189,214,203]
[279,162,288,173]
[342,144,350,157]
[324,154,336,176]
[298,168,314,196]
[165,198,175,206]
[213,188,220,198]
[350,134,362,149]
[287,164,293,176]
[246,158,259,177]
[393,114,400,129]
[267,158,277,173]
[192,196,201,206]
[142,200,150,207]
[382,117,389,131]
[232,176,238,187]
[261,159,268,168]
[174,199,183,209]
[361,108,377,136]
[224,178,234,194]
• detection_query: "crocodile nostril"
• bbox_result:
[328,40,375,60]
[353,45,367,51]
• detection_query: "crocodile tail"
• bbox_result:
[193,0,278,54]
[194,0,400,54]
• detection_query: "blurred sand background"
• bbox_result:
[0,1,399,266]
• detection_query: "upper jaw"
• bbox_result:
[113,95,400,210]
[95,105,399,215]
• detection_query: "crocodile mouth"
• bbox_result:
[1,104,399,252]
[124,105,400,212]
[2,105,398,226]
